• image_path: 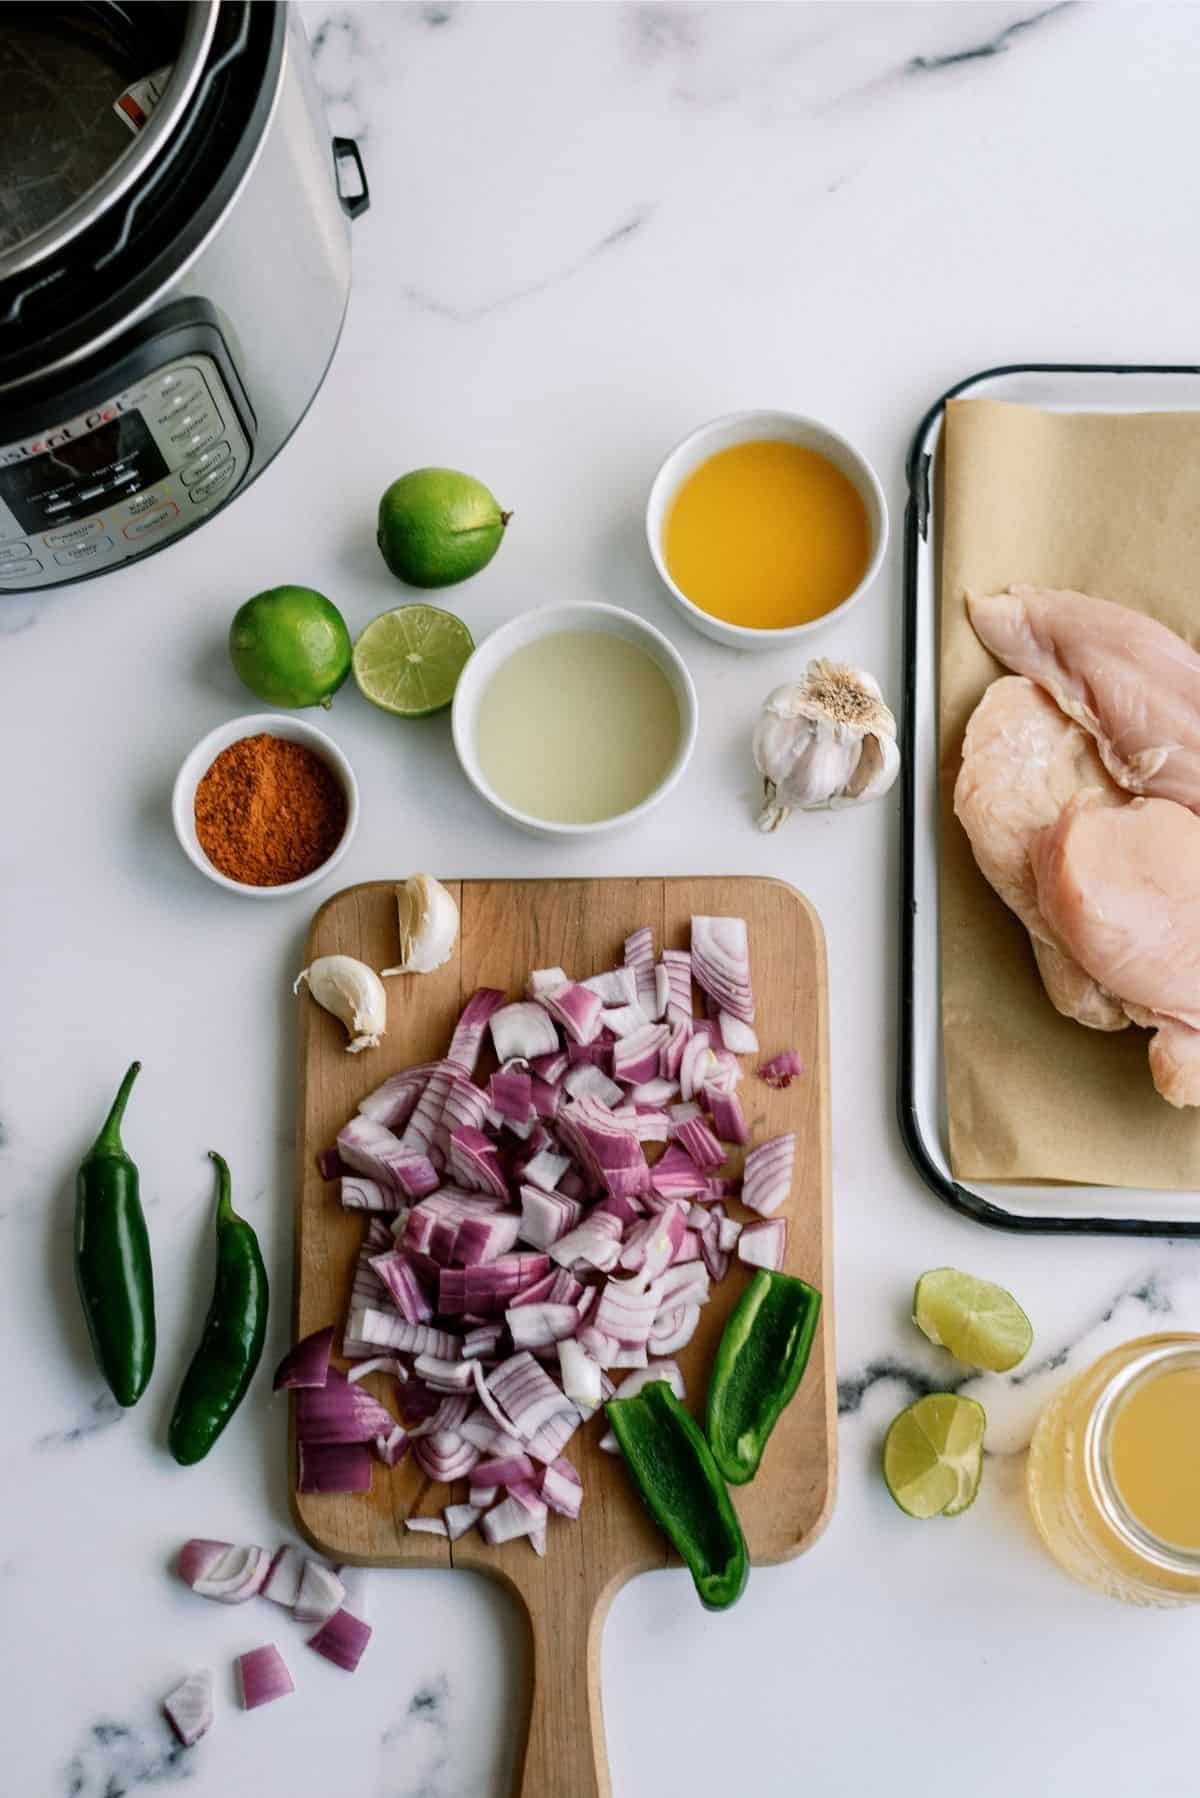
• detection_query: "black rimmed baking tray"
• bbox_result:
[899,362,1200,1236]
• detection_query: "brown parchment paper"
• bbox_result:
[941,398,1200,1188]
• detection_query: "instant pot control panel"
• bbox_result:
[0,309,256,590]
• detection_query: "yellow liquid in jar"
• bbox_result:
[1110,1366,1200,1550]
[474,630,681,825]
[664,439,872,631]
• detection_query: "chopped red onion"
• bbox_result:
[374,1424,410,1466]
[339,1175,393,1212]
[297,1442,373,1493]
[163,1669,214,1747]
[610,1344,650,1368]
[758,1049,805,1088]
[600,1002,650,1041]
[337,1117,439,1200]
[539,982,603,1045]
[487,1351,572,1440]
[508,1479,548,1518]
[717,1011,759,1055]
[469,1479,500,1508]
[703,1085,749,1145]
[717,1213,743,1252]
[296,1370,396,1445]
[444,1503,483,1540]
[473,1451,537,1486]
[511,1266,584,1310]
[738,1218,788,1270]
[308,1607,372,1673]
[521,1148,570,1192]
[438,1254,551,1316]
[293,1558,345,1623]
[742,1133,797,1216]
[507,1302,579,1350]
[659,1020,690,1081]
[272,1326,334,1392]
[414,1430,479,1482]
[612,1360,685,1402]
[405,1516,450,1536]
[368,1252,434,1324]
[347,1309,459,1360]
[550,1211,622,1271]
[316,1148,346,1181]
[447,1126,509,1198]
[412,1354,475,1391]
[447,988,507,1074]
[481,1495,542,1546]
[526,967,570,999]
[346,1354,407,1385]
[660,949,694,1028]
[557,1338,603,1408]
[530,1049,569,1083]
[619,1202,687,1282]
[563,1062,624,1107]
[238,1644,294,1709]
[672,1115,726,1169]
[541,1457,584,1518]
[454,1210,522,1266]
[461,1322,505,1361]
[262,1545,306,1609]
[583,967,639,1005]
[489,1069,535,1131]
[650,1301,701,1354]
[593,1276,662,1345]
[649,1144,708,1199]
[691,915,755,1024]
[442,1071,490,1134]
[178,1541,270,1604]
[357,1065,435,1129]
[612,1022,670,1086]
[398,1063,456,1157]
[679,1030,718,1102]
[673,1229,703,1264]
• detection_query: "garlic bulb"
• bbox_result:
[294,955,386,1053]
[381,873,459,975]
[753,659,900,831]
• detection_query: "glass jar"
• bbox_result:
[1026,1332,1200,1605]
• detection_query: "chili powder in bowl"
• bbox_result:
[172,714,358,897]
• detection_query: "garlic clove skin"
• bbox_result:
[753,661,900,829]
[381,873,459,976]
[294,955,387,1053]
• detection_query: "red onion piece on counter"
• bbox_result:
[162,1669,214,1747]
[178,1541,270,1605]
[308,1607,372,1673]
[757,1049,804,1088]
[238,1644,294,1710]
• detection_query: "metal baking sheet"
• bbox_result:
[900,363,1200,1235]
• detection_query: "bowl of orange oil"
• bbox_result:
[645,409,888,650]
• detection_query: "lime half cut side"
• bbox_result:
[883,1393,986,1519]
[913,1267,1033,1374]
[352,604,474,718]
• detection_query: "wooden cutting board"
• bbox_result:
[292,878,834,1798]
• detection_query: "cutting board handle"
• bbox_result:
[513,1577,613,1798]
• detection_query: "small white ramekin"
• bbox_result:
[645,408,889,651]
[451,601,698,839]
[172,711,359,896]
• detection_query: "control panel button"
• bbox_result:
[0,558,41,580]
[188,460,238,505]
[43,518,106,549]
[0,541,33,564]
[122,503,179,540]
[77,485,106,502]
[169,411,223,455]
[181,440,232,484]
[153,385,205,426]
[43,499,72,516]
[123,490,167,519]
[157,367,201,396]
[54,537,113,566]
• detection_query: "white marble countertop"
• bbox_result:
[8,4,1200,1794]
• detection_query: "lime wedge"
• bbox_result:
[883,1393,986,1519]
[913,1267,1033,1373]
[352,605,474,718]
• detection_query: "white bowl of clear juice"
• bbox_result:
[645,409,888,651]
[451,602,698,838]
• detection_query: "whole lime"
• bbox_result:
[377,467,510,588]
[229,586,352,709]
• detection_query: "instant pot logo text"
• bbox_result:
[1,395,134,464]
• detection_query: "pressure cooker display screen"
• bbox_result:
[0,414,168,531]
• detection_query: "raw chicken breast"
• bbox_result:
[1032,794,1200,1106]
[954,676,1127,1030]
[968,585,1200,812]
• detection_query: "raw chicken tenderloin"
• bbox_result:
[1032,794,1200,1106]
[968,585,1200,812]
[954,677,1127,1030]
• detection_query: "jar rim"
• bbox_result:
[1086,1338,1200,1576]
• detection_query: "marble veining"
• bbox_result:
[63,1720,191,1797]
[378,1676,468,1798]
[906,0,1073,73]
[37,1389,123,1450]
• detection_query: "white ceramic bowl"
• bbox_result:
[172,711,359,896]
[451,601,698,838]
[645,408,889,651]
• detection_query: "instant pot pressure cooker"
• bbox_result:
[0,1,367,591]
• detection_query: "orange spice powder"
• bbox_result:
[194,733,347,886]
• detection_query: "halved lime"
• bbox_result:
[352,605,474,718]
[883,1393,986,1519]
[913,1267,1033,1373]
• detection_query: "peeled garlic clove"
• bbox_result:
[753,660,899,829]
[294,955,386,1053]
[381,873,459,976]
